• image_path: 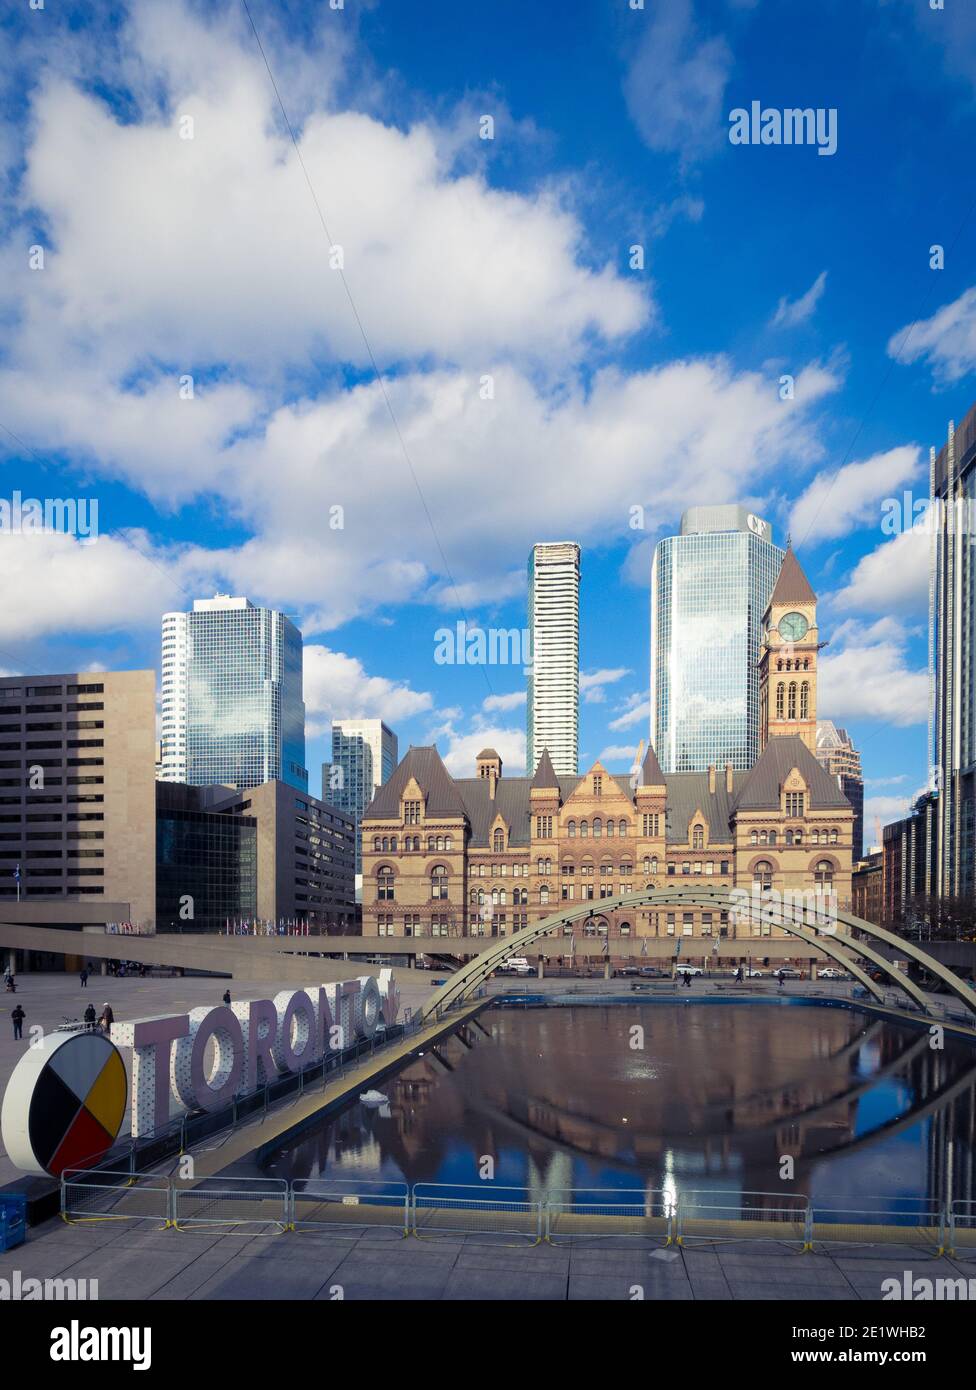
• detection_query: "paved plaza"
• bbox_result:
[1,1215,971,1301]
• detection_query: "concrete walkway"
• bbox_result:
[3,1217,972,1300]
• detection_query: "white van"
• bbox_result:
[499,956,533,976]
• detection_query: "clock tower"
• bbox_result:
[759,547,819,753]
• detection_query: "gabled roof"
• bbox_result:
[733,735,850,812]
[530,749,559,790]
[663,772,745,844]
[768,547,817,609]
[476,747,500,760]
[363,745,467,820]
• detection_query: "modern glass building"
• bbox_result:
[155,783,257,933]
[163,595,307,793]
[527,542,580,777]
[323,720,399,877]
[651,506,784,772]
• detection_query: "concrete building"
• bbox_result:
[815,721,864,862]
[323,719,398,881]
[159,595,307,793]
[883,792,939,926]
[852,849,883,925]
[363,550,852,954]
[202,781,356,933]
[652,506,784,773]
[0,670,156,928]
[527,542,580,777]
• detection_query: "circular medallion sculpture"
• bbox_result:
[0,1030,127,1176]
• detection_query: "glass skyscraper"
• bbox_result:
[161,595,307,792]
[651,506,784,772]
[324,719,399,876]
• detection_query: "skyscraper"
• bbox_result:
[929,402,976,897]
[815,720,864,862]
[652,506,784,772]
[159,595,307,792]
[527,542,580,777]
[324,719,398,877]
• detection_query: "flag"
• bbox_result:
[12,862,20,883]
[601,935,609,957]
[640,935,648,957]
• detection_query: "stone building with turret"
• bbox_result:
[361,550,852,953]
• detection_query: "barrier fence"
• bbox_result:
[56,1176,974,1252]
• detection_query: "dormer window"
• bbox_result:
[785,792,805,817]
[692,826,704,850]
[404,800,421,825]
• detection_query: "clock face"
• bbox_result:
[778,611,809,643]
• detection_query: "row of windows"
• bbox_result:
[749,826,839,845]
[774,682,811,720]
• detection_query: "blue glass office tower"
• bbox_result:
[172,596,307,792]
[651,506,784,773]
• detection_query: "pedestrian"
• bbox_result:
[777,970,785,989]
[83,1003,97,1031]
[80,968,88,988]
[11,1003,25,1040]
[99,1002,114,1038]
[222,989,231,1006]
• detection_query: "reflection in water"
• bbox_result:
[264,1005,976,1206]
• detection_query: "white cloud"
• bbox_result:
[864,794,914,837]
[598,744,642,767]
[303,645,433,738]
[889,285,976,383]
[623,0,733,163]
[580,667,631,704]
[482,690,526,712]
[608,694,651,733]
[426,716,526,777]
[832,523,930,615]
[818,617,927,727]
[772,271,828,328]
[790,445,921,543]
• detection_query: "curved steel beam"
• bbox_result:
[421,882,975,1021]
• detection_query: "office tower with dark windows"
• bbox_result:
[652,506,784,773]
[323,720,398,879]
[161,595,308,793]
[815,720,864,862]
[527,542,580,777]
[928,402,976,897]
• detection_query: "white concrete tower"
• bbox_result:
[158,610,188,782]
[527,541,580,777]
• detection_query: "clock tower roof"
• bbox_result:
[769,546,817,609]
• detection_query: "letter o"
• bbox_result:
[189,1007,244,1112]
[353,977,382,1040]
[276,990,317,1071]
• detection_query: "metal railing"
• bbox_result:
[171,1176,289,1233]
[412,1184,544,1242]
[291,1178,409,1238]
[61,1169,171,1228]
[54,1174,962,1254]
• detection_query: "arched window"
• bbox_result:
[580,821,588,838]
[377,867,395,901]
[800,682,809,719]
[776,683,785,719]
[469,889,478,905]
[431,865,449,899]
[768,831,777,846]
[445,835,452,852]
[753,860,773,891]
[759,829,768,845]
[593,818,603,839]
[814,860,834,890]
[540,885,550,906]
[619,820,629,836]
[811,829,820,845]
[829,828,838,844]
[788,682,797,719]
[642,856,652,874]
[692,826,704,850]
[650,856,658,874]
[373,837,382,852]
[568,820,576,838]
[493,828,505,852]
[750,830,758,845]
[606,819,615,838]
[427,836,435,852]
[390,836,397,851]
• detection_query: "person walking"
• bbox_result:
[80,968,89,988]
[11,1003,25,1040]
[222,989,231,1006]
[83,1003,97,1031]
[99,1002,114,1038]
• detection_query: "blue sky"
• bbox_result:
[1,0,975,836]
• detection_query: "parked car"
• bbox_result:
[498,957,533,976]
[817,967,848,980]
[638,966,668,978]
[675,964,704,977]
[773,967,801,979]
[732,967,765,978]
[613,966,640,977]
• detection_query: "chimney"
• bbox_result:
[708,764,716,794]
[488,771,497,799]
[725,762,734,794]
